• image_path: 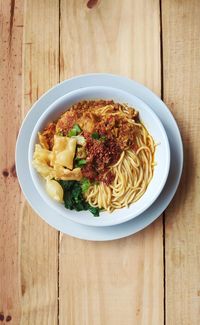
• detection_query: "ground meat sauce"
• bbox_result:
[96,114,139,151]
[82,132,121,185]
[41,100,139,185]
[41,122,56,150]
[56,111,78,135]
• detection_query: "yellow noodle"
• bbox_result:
[85,104,155,212]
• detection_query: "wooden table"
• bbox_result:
[1,0,199,324]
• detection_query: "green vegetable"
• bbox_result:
[87,205,100,217]
[75,158,87,168]
[58,180,100,216]
[68,129,77,137]
[58,180,74,190]
[73,124,81,133]
[68,124,82,137]
[100,135,107,142]
[58,180,86,211]
[92,132,107,142]
[92,132,100,139]
[81,178,90,193]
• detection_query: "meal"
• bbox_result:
[32,100,155,216]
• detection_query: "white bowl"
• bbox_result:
[28,86,170,227]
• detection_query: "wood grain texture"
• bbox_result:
[20,1,59,324]
[0,0,23,323]
[4,1,200,324]
[162,0,200,324]
[59,1,163,324]
[60,0,161,95]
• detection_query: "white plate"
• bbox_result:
[28,86,170,227]
[16,73,183,241]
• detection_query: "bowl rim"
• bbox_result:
[28,85,170,227]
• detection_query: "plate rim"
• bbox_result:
[16,73,183,241]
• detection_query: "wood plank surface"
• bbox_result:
[59,1,163,324]
[2,1,199,324]
[20,1,59,324]
[0,1,23,323]
[162,1,200,324]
